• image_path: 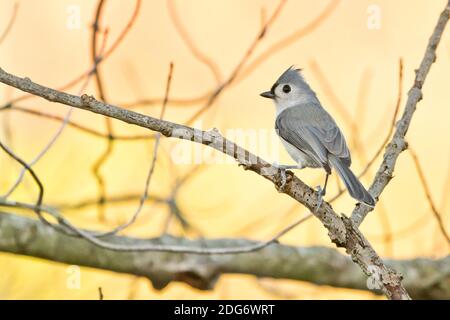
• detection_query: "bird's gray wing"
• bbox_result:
[276,110,328,169]
[307,124,351,166]
[276,107,351,168]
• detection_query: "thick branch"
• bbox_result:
[0,212,448,299]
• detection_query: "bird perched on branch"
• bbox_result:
[260,66,375,209]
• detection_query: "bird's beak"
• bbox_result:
[260,91,275,99]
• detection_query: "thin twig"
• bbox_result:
[184,0,287,125]
[0,2,19,46]
[354,68,373,140]
[2,105,156,140]
[58,193,166,210]
[367,211,430,242]
[167,0,222,83]
[91,0,113,221]
[0,28,109,199]
[235,0,341,83]
[1,0,141,107]
[309,59,355,128]
[0,141,45,224]
[352,1,450,225]
[120,0,340,110]
[0,195,312,254]
[351,67,393,253]
[97,63,174,237]
[1,70,95,198]
[359,59,403,178]
[328,59,403,203]
[408,147,450,244]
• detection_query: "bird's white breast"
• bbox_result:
[280,137,312,167]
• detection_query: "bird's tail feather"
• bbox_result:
[329,155,375,207]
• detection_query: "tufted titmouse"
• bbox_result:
[260,67,375,208]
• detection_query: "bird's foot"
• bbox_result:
[272,162,301,192]
[272,167,287,192]
[272,165,292,192]
[315,185,325,212]
[279,168,288,190]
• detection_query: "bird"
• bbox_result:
[260,66,375,209]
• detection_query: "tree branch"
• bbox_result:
[351,0,450,225]
[0,211,448,299]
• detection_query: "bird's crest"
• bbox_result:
[277,65,303,84]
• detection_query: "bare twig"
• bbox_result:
[234,0,341,83]
[97,63,174,237]
[184,0,287,125]
[1,188,314,255]
[0,141,45,224]
[1,105,156,140]
[351,2,450,225]
[1,26,109,199]
[119,0,340,110]
[1,69,95,199]
[167,0,222,83]
[366,212,429,243]
[359,60,403,179]
[0,194,311,254]
[354,68,373,134]
[0,2,19,46]
[58,193,166,210]
[98,287,104,300]
[309,60,355,128]
[162,164,206,233]
[1,0,141,107]
[354,67,393,251]
[91,0,114,221]
[92,0,108,101]
[328,59,403,204]
[408,147,450,244]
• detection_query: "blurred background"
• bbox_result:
[0,0,449,299]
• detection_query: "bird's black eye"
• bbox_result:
[282,85,291,93]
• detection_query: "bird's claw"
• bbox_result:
[279,168,287,189]
[238,160,252,170]
[272,162,295,192]
[275,168,291,192]
[315,185,325,212]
